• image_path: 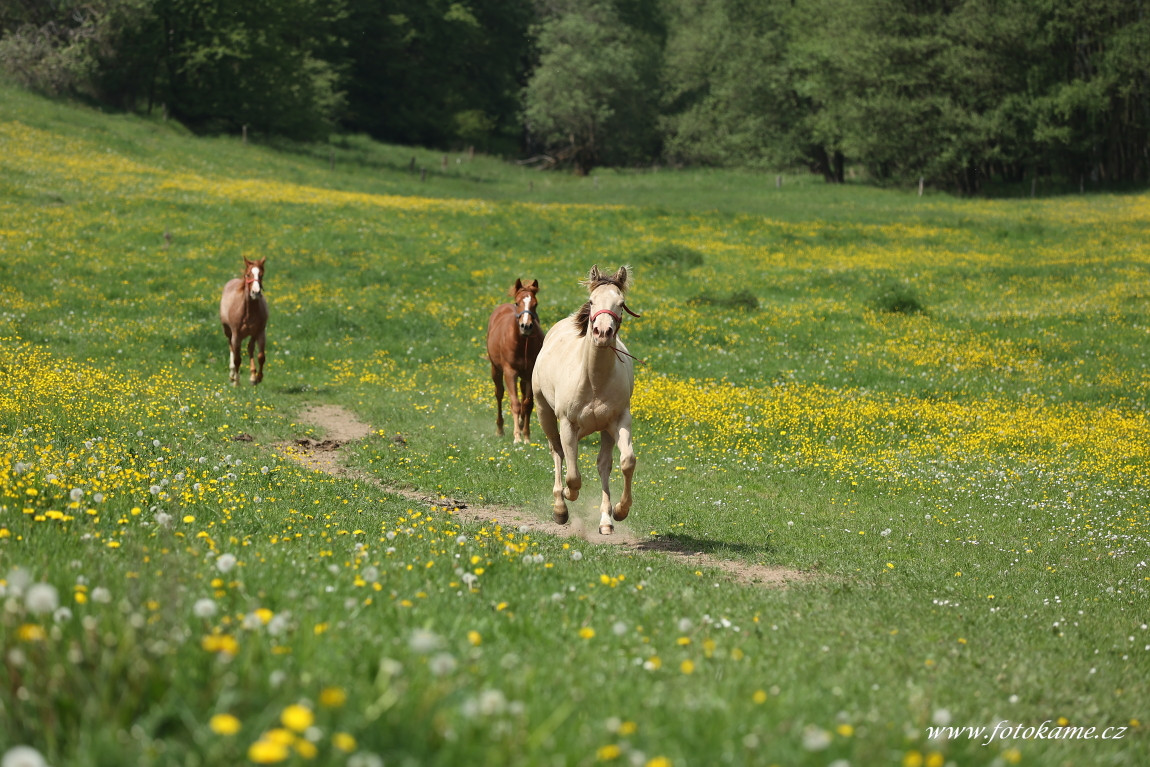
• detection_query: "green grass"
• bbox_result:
[2,84,1149,767]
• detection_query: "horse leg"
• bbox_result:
[612,412,636,522]
[251,330,266,385]
[595,431,617,535]
[560,419,582,503]
[518,374,534,443]
[536,396,568,524]
[504,369,523,443]
[224,327,240,386]
[491,362,505,436]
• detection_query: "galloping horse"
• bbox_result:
[532,266,640,535]
[486,278,543,442]
[219,257,268,386]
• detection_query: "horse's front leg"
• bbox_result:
[595,431,617,535]
[504,369,524,443]
[226,329,240,386]
[612,412,636,522]
[560,419,582,503]
[517,374,534,443]
[248,333,265,385]
[536,397,568,524]
[491,363,505,436]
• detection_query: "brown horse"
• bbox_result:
[486,278,543,442]
[219,257,268,386]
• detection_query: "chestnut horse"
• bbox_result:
[486,278,543,442]
[532,266,640,534]
[219,257,268,386]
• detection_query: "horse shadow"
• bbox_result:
[631,532,778,560]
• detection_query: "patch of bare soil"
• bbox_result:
[279,404,813,588]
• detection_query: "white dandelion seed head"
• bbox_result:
[90,587,111,604]
[408,629,443,654]
[267,613,290,636]
[678,618,694,633]
[347,753,384,767]
[241,612,263,631]
[269,670,287,688]
[429,652,457,676]
[5,569,32,596]
[801,725,831,751]
[53,607,72,623]
[193,599,218,618]
[932,708,952,726]
[361,566,380,582]
[215,554,237,573]
[613,621,628,636]
[25,583,59,615]
[570,551,583,561]
[69,488,84,502]
[1,745,49,767]
[478,688,507,716]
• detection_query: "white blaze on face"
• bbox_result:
[249,266,261,295]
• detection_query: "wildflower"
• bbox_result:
[596,744,621,760]
[332,733,357,753]
[248,738,290,764]
[680,660,695,675]
[408,629,443,654]
[280,704,314,733]
[467,630,482,646]
[24,583,59,614]
[319,687,347,708]
[209,713,242,735]
[1,746,49,767]
[579,627,596,639]
[90,587,111,604]
[429,652,457,676]
[801,725,831,751]
[216,553,237,573]
[646,758,672,767]
[193,599,218,618]
[752,690,767,704]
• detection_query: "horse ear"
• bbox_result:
[510,278,523,297]
[614,266,631,290]
[528,279,539,291]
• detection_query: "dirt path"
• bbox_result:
[282,404,811,588]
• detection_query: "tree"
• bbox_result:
[523,0,662,173]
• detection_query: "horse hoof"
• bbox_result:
[599,524,614,535]
[553,508,569,525]
[613,505,629,521]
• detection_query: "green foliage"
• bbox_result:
[689,289,760,311]
[635,242,704,268]
[869,281,926,316]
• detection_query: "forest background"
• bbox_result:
[1,0,1148,193]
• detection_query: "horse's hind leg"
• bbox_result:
[491,362,505,436]
[595,431,617,535]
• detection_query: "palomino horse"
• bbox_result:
[219,257,268,386]
[532,266,640,535]
[486,278,543,442]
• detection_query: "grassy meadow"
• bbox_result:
[2,83,1149,766]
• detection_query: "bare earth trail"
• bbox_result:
[281,404,810,588]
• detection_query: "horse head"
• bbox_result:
[512,278,540,336]
[577,265,639,347]
[243,257,266,299]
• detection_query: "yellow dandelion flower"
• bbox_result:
[280,704,314,733]
[679,660,695,675]
[209,713,242,735]
[836,723,854,737]
[247,739,290,764]
[579,627,596,639]
[646,757,672,767]
[17,624,46,642]
[752,690,767,704]
[319,687,347,708]
[467,630,482,646]
[333,732,357,753]
[596,744,621,761]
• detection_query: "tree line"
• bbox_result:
[3,0,1147,192]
